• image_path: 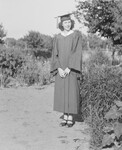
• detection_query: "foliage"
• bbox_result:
[76,32,108,51]
[75,0,122,58]
[0,46,25,77]
[16,39,27,49]
[22,31,53,58]
[0,24,6,44]
[0,45,51,87]
[87,34,108,50]
[4,31,53,59]
[0,30,53,87]
[102,101,122,150]
[76,0,122,44]
[80,49,122,149]
[0,46,26,87]
[17,57,51,86]
[5,38,17,47]
[40,34,53,51]
[23,31,53,49]
[31,48,52,59]
[23,31,44,49]
[5,38,27,49]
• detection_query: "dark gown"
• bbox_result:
[50,30,82,114]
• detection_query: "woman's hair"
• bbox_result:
[58,19,75,31]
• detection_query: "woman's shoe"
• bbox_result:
[60,120,67,127]
[67,120,75,128]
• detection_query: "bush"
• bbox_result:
[16,56,51,86]
[80,49,122,149]
[0,46,26,87]
[0,46,51,87]
[102,101,122,150]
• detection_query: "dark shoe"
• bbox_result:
[67,120,75,128]
[60,120,67,127]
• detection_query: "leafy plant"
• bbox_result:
[102,101,122,150]
[0,24,6,44]
[0,45,52,87]
[80,49,122,150]
[17,56,51,86]
[75,0,122,61]
[0,46,26,87]
[76,0,122,44]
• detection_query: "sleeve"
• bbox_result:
[68,32,82,73]
[50,36,61,76]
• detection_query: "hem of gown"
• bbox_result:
[53,108,78,115]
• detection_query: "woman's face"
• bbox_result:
[62,20,71,31]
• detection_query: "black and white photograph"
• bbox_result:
[0,0,122,150]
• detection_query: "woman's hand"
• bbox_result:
[64,67,71,76]
[58,68,65,78]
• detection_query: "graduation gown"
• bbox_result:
[50,30,82,114]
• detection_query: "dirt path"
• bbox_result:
[0,83,90,150]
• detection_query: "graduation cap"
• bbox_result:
[55,12,74,28]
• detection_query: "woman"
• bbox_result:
[50,13,82,127]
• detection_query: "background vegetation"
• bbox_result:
[76,0,122,150]
[0,27,53,88]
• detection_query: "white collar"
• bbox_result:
[61,30,74,37]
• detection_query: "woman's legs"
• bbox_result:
[67,114,73,121]
[60,113,68,126]
[64,113,68,120]
[60,113,75,127]
[67,114,75,127]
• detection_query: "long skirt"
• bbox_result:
[53,71,80,114]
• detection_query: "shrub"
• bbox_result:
[0,46,51,87]
[80,49,122,149]
[102,101,122,150]
[0,46,26,87]
[17,57,51,86]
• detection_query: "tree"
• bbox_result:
[88,34,108,50]
[23,31,53,59]
[5,38,27,49]
[23,31,44,49]
[0,24,6,44]
[40,34,53,51]
[75,0,122,60]
[5,38,16,47]
[16,39,27,49]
